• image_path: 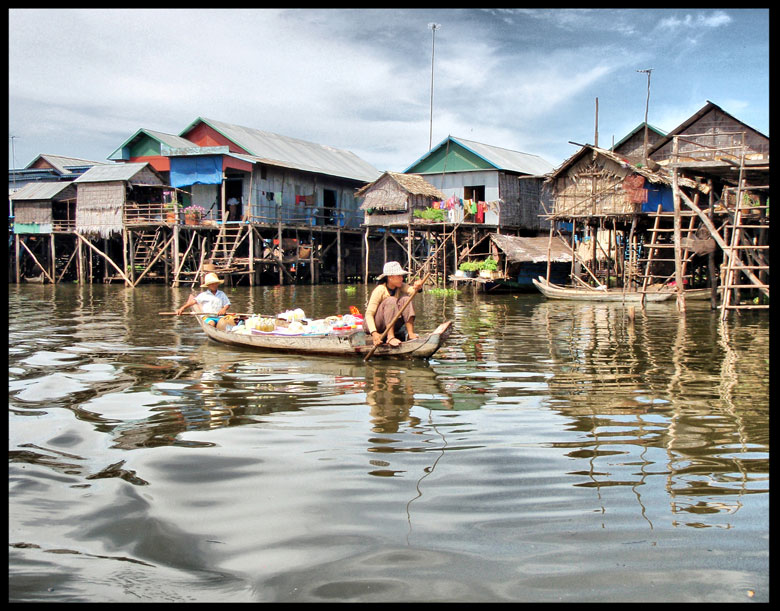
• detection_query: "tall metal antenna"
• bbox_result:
[428,23,441,151]
[637,69,653,164]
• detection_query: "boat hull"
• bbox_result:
[532,276,674,303]
[194,312,453,359]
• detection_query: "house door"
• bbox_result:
[226,178,244,221]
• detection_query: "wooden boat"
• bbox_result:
[532,276,675,303]
[192,306,453,359]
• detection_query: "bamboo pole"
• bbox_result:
[672,136,686,313]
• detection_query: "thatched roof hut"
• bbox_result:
[546,145,672,218]
[356,171,446,211]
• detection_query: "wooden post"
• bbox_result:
[15,234,20,284]
[569,219,577,284]
[19,238,55,283]
[363,227,369,285]
[128,231,135,284]
[122,229,129,287]
[249,225,255,286]
[672,136,686,313]
[50,234,56,283]
[77,234,84,284]
[309,228,315,285]
[707,179,717,309]
[172,224,180,287]
[546,223,553,283]
[277,206,283,285]
[337,227,342,284]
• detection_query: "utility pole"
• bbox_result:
[637,69,653,164]
[428,22,441,151]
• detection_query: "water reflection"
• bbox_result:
[528,300,768,528]
[8,285,768,601]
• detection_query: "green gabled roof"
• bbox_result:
[404,136,554,176]
[108,128,197,161]
[611,122,667,152]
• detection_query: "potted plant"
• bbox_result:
[458,261,480,277]
[478,257,501,279]
[163,202,178,223]
[413,207,446,223]
[183,205,206,225]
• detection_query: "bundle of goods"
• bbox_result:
[229,308,364,336]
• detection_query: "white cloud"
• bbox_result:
[658,10,732,30]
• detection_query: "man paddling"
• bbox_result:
[176,272,231,326]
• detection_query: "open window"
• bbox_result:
[464,185,485,201]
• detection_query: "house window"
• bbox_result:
[464,185,485,201]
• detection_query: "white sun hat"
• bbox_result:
[201,272,224,287]
[377,261,409,280]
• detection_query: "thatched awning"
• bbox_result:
[490,233,572,264]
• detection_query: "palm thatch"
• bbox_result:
[357,171,446,211]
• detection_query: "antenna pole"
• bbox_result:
[428,23,441,151]
[637,69,653,163]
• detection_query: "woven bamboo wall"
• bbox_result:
[76,181,125,237]
[551,156,640,217]
[13,201,52,224]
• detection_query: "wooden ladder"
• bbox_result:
[638,206,698,296]
[720,193,770,319]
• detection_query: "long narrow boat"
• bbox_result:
[191,306,453,359]
[532,276,675,303]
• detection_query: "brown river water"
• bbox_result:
[8,283,769,602]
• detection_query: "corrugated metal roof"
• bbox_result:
[25,154,109,174]
[183,117,381,183]
[450,137,555,175]
[141,129,198,150]
[9,181,75,201]
[108,129,198,160]
[405,136,555,176]
[73,162,153,183]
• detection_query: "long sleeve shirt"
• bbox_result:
[364,282,417,334]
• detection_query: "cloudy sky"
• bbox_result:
[8,8,769,174]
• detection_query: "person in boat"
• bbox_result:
[176,272,231,326]
[364,261,424,347]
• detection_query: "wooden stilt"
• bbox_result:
[15,234,21,284]
[672,137,686,313]
[50,234,56,283]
